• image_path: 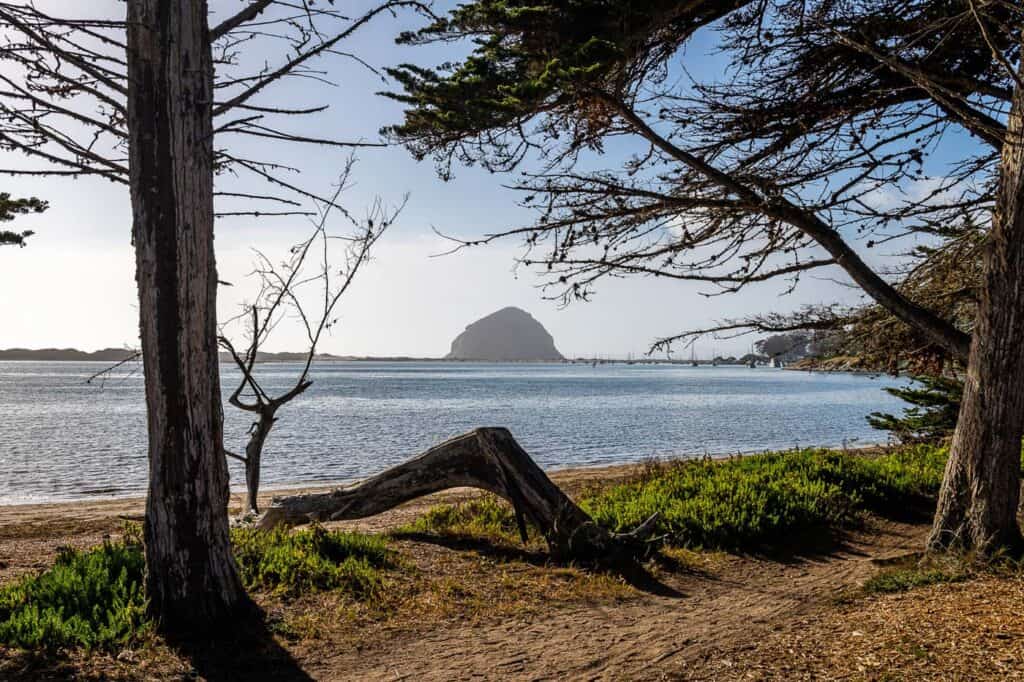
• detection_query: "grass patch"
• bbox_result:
[231,524,392,598]
[860,551,1023,596]
[0,524,391,652]
[0,541,148,652]
[858,552,981,596]
[397,496,533,545]
[862,566,967,594]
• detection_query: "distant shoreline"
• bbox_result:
[0,347,449,363]
[0,348,585,363]
[0,348,770,366]
[0,354,583,364]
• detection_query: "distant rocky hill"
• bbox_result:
[446,307,564,362]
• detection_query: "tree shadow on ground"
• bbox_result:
[741,531,871,566]
[874,498,937,525]
[730,510,933,568]
[390,529,551,565]
[165,607,313,682]
[391,529,687,598]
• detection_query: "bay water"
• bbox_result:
[0,361,908,505]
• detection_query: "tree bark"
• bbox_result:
[127,0,250,629]
[928,64,1024,553]
[260,427,657,561]
[243,408,277,514]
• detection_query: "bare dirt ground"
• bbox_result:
[304,517,925,681]
[3,465,1023,681]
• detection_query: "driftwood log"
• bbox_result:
[259,427,658,561]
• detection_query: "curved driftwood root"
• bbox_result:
[259,427,657,561]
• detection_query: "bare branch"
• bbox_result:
[210,0,276,42]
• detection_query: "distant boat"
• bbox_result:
[748,358,756,368]
[690,346,698,367]
[769,357,783,369]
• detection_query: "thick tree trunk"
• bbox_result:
[928,68,1024,553]
[127,0,250,629]
[260,428,657,561]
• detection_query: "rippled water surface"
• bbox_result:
[0,361,909,504]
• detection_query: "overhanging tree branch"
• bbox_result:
[210,0,275,42]
[603,93,971,360]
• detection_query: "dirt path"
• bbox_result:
[304,519,925,681]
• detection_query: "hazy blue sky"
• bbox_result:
[0,0,939,359]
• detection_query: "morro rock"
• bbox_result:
[446,307,564,362]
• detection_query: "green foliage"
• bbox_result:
[0,541,149,651]
[868,376,963,443]
[120,520,144,547]
[383,0,702,168]
[861,565,967,595]
[0,192,47,247]
[0,525,392,652]
[861,549,1024,596]
[839,222,984,372]
[401,496,530,544]
[406,446,950,553]
[579,445,948,550]
[808,444,948,515]
[230,525,391,598]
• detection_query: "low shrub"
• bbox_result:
[867,375,963,443]
[230,524,391,598]
[242,445,958,565]
[0,541,149,651]
[818,444,947,513]
[0,524,392,652]
[406,446,951,553]
[580,445,949,550]
[399,496,530,544]
[581,454,849,549]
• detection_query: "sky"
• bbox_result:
[0,0,944,359]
